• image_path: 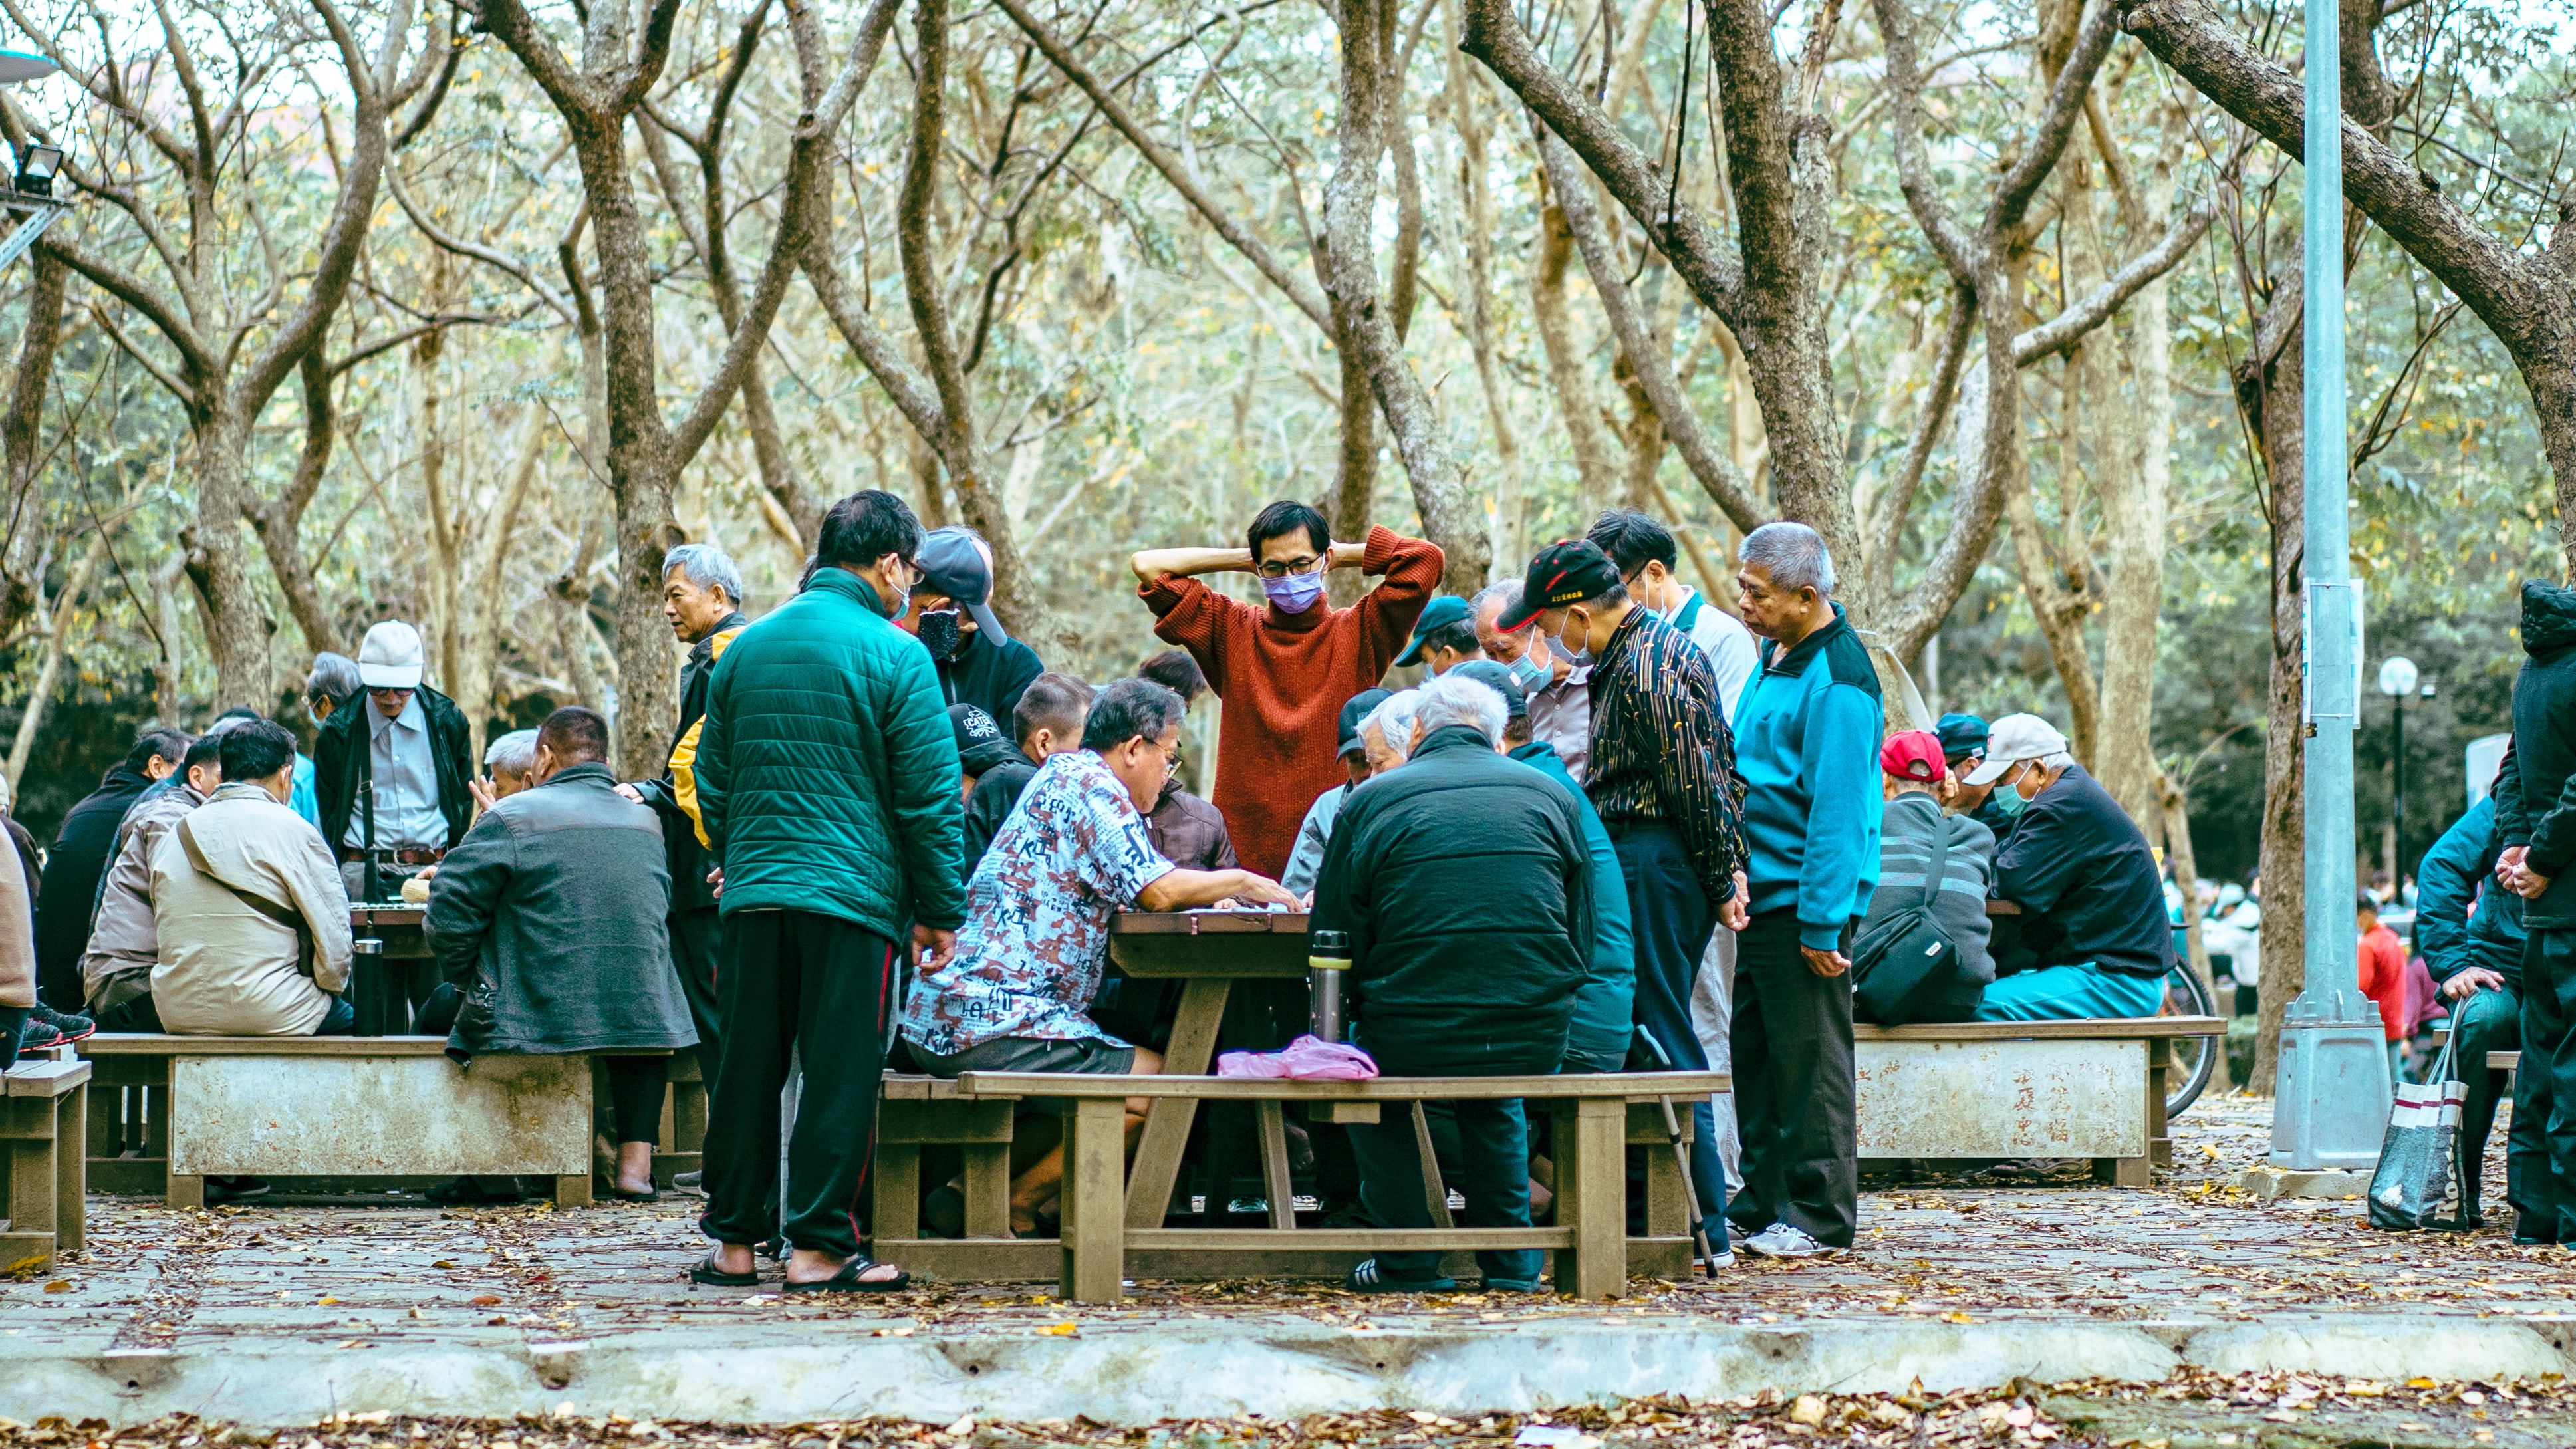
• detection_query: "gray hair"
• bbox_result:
[305,652,361,708]
[1360,688,1420,753]
[1470,580,1527,633]
[663,542,747,608]
[484,729,540,777]
[1739,521,1837,597]
[1413,673,1507,747]
[2037,750,2077,773]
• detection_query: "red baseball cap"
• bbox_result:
[1880,730,1946,783]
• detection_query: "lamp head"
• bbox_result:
[11,141,61,198]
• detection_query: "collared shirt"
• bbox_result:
[346,694,447,850]
[1583,606,1748,909]
[1526,662,1593,782]
[1664,587,1761,726]
[900,750,1176,1055]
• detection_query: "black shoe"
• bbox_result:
[13,1016,66,1059]
[30,1003,94,1044]
[204,1175,271,1205]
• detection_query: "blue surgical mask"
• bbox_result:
[1262,570,1326,614]
[1990,787,2027,821]
[1508,652,1549,692]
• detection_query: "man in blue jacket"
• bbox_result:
[2499,579,2576,1242]
[1726,521,1882,1259]
[2416,760,2531,1231]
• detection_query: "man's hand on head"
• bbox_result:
[1801,945,1852,978]
[2442,968,2507,1001]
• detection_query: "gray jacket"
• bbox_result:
[82,783,205,1011]
[424,762,698,1057]
[1859,791,1997,1019]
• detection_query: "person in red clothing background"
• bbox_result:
[2355,892,2412,1083]
[1130,501,1442,879]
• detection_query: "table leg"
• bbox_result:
[1555,1097,1626,1301]
[2146,1037,2174,1167]
[1061,1097,1126,1303]
[873,1144,922,1240]
[963,1141,1013,1238]
[1124,977,1230,1228]
[1410,1102,1455,1229]
[1255,1099,1296,1229]
[6,1103,53,1242]
[166,1173,204,1210]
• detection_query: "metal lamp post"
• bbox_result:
[2269,0,2392,1170]
[0,51,66,273]
[2381,656,2418,894]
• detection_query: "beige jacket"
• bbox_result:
[150,783,354,1036]
[0,811,32,1010]
[81,783,205,1011]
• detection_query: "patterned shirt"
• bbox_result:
[900,750,1176,1055]
[1584,605,1749,909]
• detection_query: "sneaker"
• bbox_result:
[31,1003,94,1044]
[1697,1241,1736,1271]
[1345,1257,1456,1294]
[13,1016,65,1059]
[1483,1275,1546,1293]
[672,1170,704,1194]
[1741,1222,1841,1259]
[1726,1221,1753,1250]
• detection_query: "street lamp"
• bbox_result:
[0,51,66,275]
[2379,656,2417,899]
[10,140,59,198]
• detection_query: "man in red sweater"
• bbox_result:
[2355,893,2412,1082]
[1132,501,1443,879]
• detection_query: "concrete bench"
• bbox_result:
[1855,1017,2224,1186]
[82,1034,601,1207]
[949,1069,1728,1302]
[3,1051,88,1272]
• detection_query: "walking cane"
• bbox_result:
[1632,1025,1718,1276]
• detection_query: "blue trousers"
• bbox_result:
[1612,825,1729,1242]
[2446,985,2540,1226]
[1974,962,2162,1021]
[1349,1095,1539,1284]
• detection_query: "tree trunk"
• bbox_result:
[1438,7,1526,583]
[0,251,68,645]
[4,533,104,791]
[2243,259,2306,1099]
[184,408,280,710]
[1529,173,1623,514]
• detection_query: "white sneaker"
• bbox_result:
[1696,1244,1736,1271]
[1741,1222,1840,1259]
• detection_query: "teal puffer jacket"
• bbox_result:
[695,569,967,937]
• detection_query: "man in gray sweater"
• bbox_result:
[1855,731,1996,1024]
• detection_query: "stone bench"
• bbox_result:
[1855,1017,2224,1186]
[948,1069,1728,1302]
[3,1051,88,1272]
[81,1034,603,1207]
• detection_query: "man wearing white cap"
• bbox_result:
[1968,712,2176,1020]
[313,620,474,905]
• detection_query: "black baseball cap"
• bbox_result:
[1498,541,1622,631]
[1337,688,1392,760]
[917,528,1009,644]
[1447,659,1527,719]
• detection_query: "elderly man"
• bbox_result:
[692,490,966,1293]
[295,654,362,827]
[1585,511,1758,722]
[315,620,473,903]
[905,678,1296,1234]
[2417,756,2532,1229]
[1313,672,1593,1294]
[962,672,1095,875]
[1279,688,1392,898]
[1968,713,2175,1019]
[902,526,1047,724]
[149,721,354,1037]
[1726,521,1882,1259]
[35,727,190,1011]
[1854,731,1996,1026]
[480,730,541,804]
[1506,539,1748,1262]
[1391,595,1484,677]
[2490,580,2576,1242]
[1132,501,1442,878]
[1934,713,2019,839]
[80,733,230,1032]
[1474,581,1587,781]
[428,706,700,1202]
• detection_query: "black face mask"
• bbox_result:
[916,608,963,662]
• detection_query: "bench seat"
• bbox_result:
[3,1055,90,1271]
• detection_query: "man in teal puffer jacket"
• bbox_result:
[690,491,967,1294]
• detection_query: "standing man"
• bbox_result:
[1130,501,1442,878]
[295,654,362,828]
[690,491,965,1293]
[2499,579,2576,1244]
[900,526,1045,725]
[628,542,750,1119]
[1727,521,1882,1260]
[34,727,190,1010]
[1503,539,1747,1263]
[1474,582,1588,780]
[314,621,473,903]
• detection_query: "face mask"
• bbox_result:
[1262,570,1326,614]
[1508,652,1549,692]
[1553,611,1593,666]
[916,608,963,662]
[1990,787,2027,821]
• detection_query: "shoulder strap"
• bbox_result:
[176,813,317,972]
[1920,805,1953,912]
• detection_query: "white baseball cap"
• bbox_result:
[357,620,426,690]
[1962,712,2069,787]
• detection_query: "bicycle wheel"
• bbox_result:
[2162,961,2218,1119]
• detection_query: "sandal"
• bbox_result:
[783,1257,910,1294]
[688,1253,759,1287]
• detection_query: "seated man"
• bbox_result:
[1279,688,1392,898]
[82,731,228,1031]
[948,703,1015,804]
[1967,714,2174,1019]
[476,729,541,807]
[901,678,1296,1236]
[2416,753,2532,1229]
[1853,731,1996,1025]
[426,706,700,1201]
[962,672,1095,874]
[1312,672,1593,1294]
[148,721,356,1037]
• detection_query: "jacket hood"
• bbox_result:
[2524,579,2576,659]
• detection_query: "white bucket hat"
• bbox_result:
[356,620,426,690]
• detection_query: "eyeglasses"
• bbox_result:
[1164,749,1185,782]
[1254,554,1325,579]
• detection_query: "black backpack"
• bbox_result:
[1851,815,1962,1025]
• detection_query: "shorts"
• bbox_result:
[912,1034,1138,1116]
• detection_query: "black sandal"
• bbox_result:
[783,1257,910,1293]
[688,1253,759,1287]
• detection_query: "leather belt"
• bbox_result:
[340,846,444,866]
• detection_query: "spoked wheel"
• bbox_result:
[2162,962,2219,1119]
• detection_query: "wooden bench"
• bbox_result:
[82,1034,600,1207]
[949,1069,1728,1302]
[2490,1051,2519,1071]
[3,1051,88,1272]
[1854,1017,2224,1186]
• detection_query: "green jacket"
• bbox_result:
[1508,740,1634,1071]
[695,569,967,936]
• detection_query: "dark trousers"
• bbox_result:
[603,1055,672,1145]
[2521,929,2576,1242]
[1728,907,1857,1246]
[1349,1080,1539,1284]
[94,993,163,1033]
[668,906,725,1086]
[2447,986,2539,1224]
[702,910,895,1259]
[1612,825,1727,1238]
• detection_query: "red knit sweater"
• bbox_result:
[1140,526,1444,879]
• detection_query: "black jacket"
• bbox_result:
[313,684,475,855]
[961,751,1039,884]
[634,612,747,914]
[2502,581,2576,931]
[935,629,1045,727]
[1311,724,1593,1074]
[32,762,151,1009]
[1991,763,2175,978]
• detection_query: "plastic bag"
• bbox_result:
[2368,1031,2466,1230]
[1218,1034,1380,1081]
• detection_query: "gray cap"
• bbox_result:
[917,528,1009,644]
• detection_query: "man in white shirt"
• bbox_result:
[313,621,473,904]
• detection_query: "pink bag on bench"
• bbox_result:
[1218,1035,1380,1081]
